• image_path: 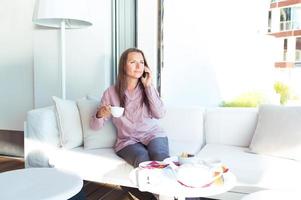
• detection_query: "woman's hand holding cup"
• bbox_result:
[96,105,111,118]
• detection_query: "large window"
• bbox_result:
[159,0,301,106]
[161,0,275,107]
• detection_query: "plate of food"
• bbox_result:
[139,161,169,169]
[163,155,230,188]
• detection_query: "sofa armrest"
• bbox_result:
[25,106,60,168]
[25,121,56,167]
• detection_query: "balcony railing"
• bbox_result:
[279,21,301,31]
[293,21,301,29]
[296,51,301,62]
[280,21,292,31]
[283,50,288,61]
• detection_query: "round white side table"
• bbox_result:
[0,168,83,200]
[130,167,236,199]
[242,190,301,200]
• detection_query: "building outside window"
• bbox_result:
[292,7,301,29]
[280,7,292,31]
[296,37,301,62]
[268,0,301,104]
[283,38,288,61]
[268,11,272,32]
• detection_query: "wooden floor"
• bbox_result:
[0,156,133,200]
[82,181,133,200]
[0,156,24,173]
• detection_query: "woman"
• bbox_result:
[90,48,169,199]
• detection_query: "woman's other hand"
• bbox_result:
[96,105,111,118]
[141,66,152,87]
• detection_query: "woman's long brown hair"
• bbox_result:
[115,48,150,110]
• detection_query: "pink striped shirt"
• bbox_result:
[90,84,166,152]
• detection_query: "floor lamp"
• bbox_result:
[32,0,92,99]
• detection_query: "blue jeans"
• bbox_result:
[116,137,170,167]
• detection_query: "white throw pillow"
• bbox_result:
[52,96,83,148]
[77,99,117,149]
[249,105,301,161]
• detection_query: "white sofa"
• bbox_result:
[24,106,301,200]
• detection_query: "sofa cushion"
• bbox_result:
[205,107,258,147]
[159,106,204,156]
[249,105,301,161]
[48,147,134,187]
[196,144,301,192]
[77,99,117,149]
[52,96,83,148]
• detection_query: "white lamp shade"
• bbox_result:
[33,0,92,28]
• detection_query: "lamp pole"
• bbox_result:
[61,20,66,99]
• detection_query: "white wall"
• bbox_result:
[0,0,35,131]
[162,0,276,106]
[0,0,112,130]
[34,0,112,107]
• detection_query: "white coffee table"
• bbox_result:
[130,166,236,200]
[0,168,83,200]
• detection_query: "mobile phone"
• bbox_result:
[142,71,147,78]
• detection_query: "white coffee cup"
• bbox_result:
[110,106,124,117]
[178,154,198,165]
